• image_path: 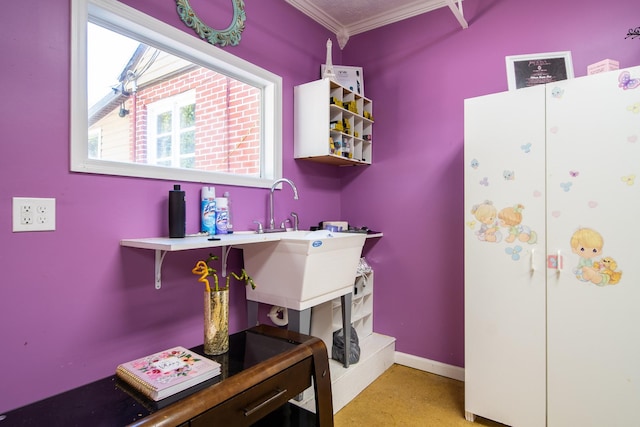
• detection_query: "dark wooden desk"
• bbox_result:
[1,325,333,426]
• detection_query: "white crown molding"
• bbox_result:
[347,0,451,36]
[284,0,344,34]
[285,0,467,48]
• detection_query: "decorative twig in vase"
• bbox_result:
[191,253,256,292]
[191,253,256,355]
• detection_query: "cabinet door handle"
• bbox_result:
[243,388,287,417]
[530,248,536,272]
[557,250,563,273]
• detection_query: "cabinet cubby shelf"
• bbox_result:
[295,78,374,166]
[312,271,375,352]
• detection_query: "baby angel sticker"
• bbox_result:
[471,200,502,242]
[498,204,537,244]
[570,228,622,286]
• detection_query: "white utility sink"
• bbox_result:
[242,230,366,310]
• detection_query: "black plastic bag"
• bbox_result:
[332,326,360,364]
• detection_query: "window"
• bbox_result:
[71,0,282,188]
[147,90,196,168]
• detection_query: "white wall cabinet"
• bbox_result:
[464,66,640,426]
[294,78,373,166]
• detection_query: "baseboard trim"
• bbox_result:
[394,351,465,382]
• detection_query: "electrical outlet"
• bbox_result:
[12,197,56,232]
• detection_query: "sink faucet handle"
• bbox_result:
[253,220,264,234]
[290,211,299,231]
[280,218,291,229]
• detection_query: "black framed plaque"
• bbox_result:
[506,51,574,90]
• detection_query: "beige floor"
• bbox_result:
[334,364,507,427]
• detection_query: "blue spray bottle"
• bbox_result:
[201,186,216,235]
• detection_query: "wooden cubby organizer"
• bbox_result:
[294,78,373,166]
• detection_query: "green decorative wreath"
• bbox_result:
[176,0,246,47]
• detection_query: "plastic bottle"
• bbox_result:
[215,197,229,234]
[168,184,185,238]
[201,186,216,235]
[223,191,233,234]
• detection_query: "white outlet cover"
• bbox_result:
[12,197,56,232]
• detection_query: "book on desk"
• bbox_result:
[116,346,220,401]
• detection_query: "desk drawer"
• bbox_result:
[191,358,313,426]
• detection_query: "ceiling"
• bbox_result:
[285,0,468,48]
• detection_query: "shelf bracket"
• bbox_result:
[152,245,232,290]
[445,0,468,29]
[155,249,168,290]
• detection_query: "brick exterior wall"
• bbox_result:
[128,67,261,174]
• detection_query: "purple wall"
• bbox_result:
[1,0,639,413]
[341,0,640,365]
[0,0,340,413]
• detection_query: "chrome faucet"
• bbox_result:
[269,178,299,230]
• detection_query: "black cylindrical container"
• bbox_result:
[169,184,186,238]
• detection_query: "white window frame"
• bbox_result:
[70,0,282,188]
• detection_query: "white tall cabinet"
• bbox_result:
[464,66,640,426]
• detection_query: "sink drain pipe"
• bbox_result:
[267,305,288,326]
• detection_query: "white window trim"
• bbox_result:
[70,0,282,188]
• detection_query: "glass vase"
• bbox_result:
[204,290,229,355]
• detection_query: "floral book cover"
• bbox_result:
[116,346,221,401]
